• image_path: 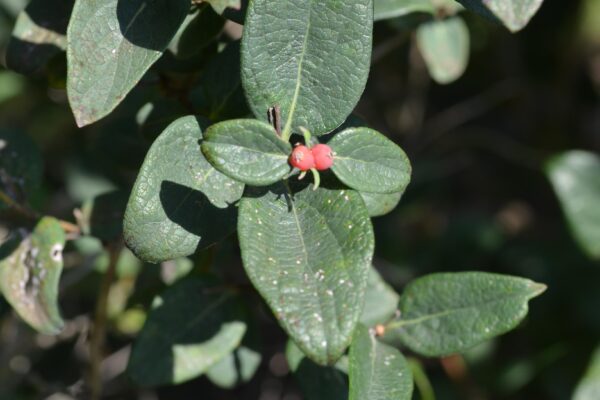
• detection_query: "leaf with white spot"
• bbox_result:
[241,0,373,136]
[238,183,374,365]
[124,116,244,263]
[0,217,66,334]
[384,272,546,357]
[349,324,413,400]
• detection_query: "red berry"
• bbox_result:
[289,145,315,171]
[311,144,334,171]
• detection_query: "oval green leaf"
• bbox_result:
[546,151,600,259]
[0,217,66,335]
[416,16,470,85]
[241,0,373,136]
[238,184,374,365]
[385,272,546,357]
[329,127,412,194]
[127,278,246,386]
[206,346,262,388]
[124,116,244,263]
[67,0,189,127]
[202,119,291,186]
[457,0,544,32]
[349,324,413,400]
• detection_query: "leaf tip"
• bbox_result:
[528,281,547,298]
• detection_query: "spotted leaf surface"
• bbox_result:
[0,217,66,334]
[329,127,412,194]
[202,119,291,186]
[241,0,373,136]
[238,183,374,365]
[385,272,546,357]
[124,116,244,263]
[546,151,600,259]
[417,16,470,85]
[127,278,247,386]
[457,0,544,32]
[67,0,189,126]
[349,324,413,400]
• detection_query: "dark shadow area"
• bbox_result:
[116,0,189,51]
[87,190,130,241]
[5,0,74,75]
[159,180,238,253]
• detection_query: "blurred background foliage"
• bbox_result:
[0,0,599,399]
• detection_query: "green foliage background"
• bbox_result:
[0,0,599,399]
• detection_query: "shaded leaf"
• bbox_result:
[202,119,291,186]
[385,272,546,357]
[6,0,73,75]
[241,0,373,136]
[127,278,247,386]
[0,217,66,334]
[238,183,374,365]
[66,0,189,126]
[79,190,129,241]
[0,130,42,211]
[457,0,544,32]
[360,267,399,327]
[168,4,224,60]
[286,340,349,400]
[546,151,600,259]
[349,324,413,400]
[329,127,412,194]
[416,16,470,85]
[124,116,244,263]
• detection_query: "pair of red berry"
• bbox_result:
[289,143,334,172]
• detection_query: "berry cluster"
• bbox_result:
[289,143,334,172]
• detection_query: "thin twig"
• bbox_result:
[89,241,121,400]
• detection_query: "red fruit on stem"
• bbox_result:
[312,144,334,171]
[289,145,315,171]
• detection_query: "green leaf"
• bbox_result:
[202,119,291,186]
[124,116,244,263]
[360,267,399,327]
[0,217,66,335]
[205,346,261,388]
[360,191,403,217]
[416,16,470,85]
[241,0,373,137]
[286,340,349,400]
[349,324,413,400]
[127,278,247,386]
[546,151,600,259]
[191,41,249,121]
[168,4,224,60]
[66,0,189,127]
[204,0,242,15]
[6,0,73,75]
[238,183,374,365]
[329,127,412,194]
[574,345,600,400]
[374,0,434,21]
[456,0,544,32]
[385,272,546,357]
[0,130,43,211]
